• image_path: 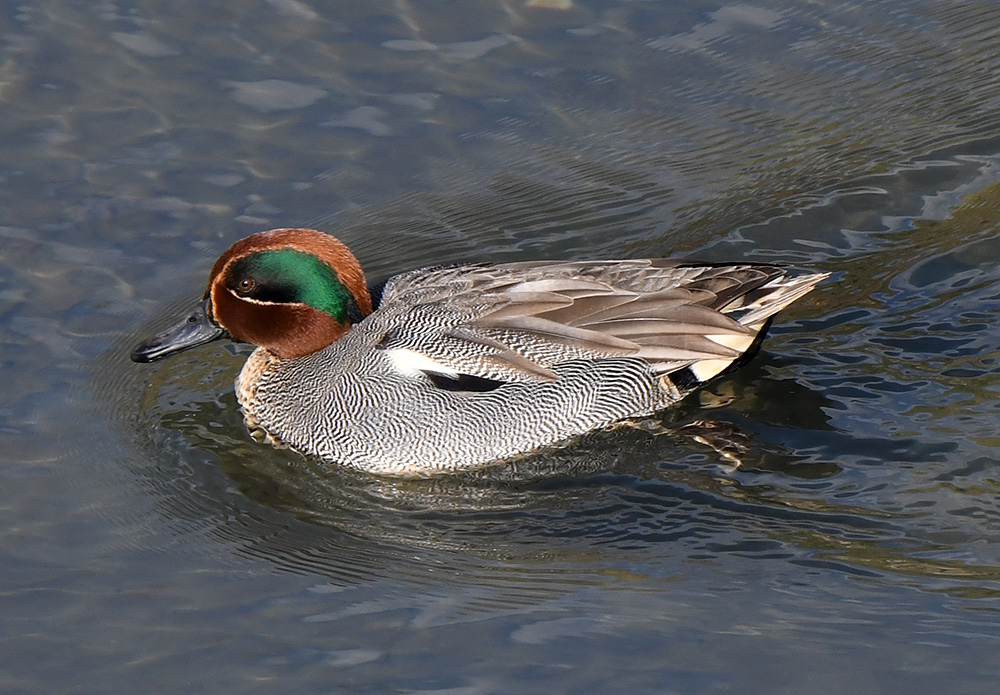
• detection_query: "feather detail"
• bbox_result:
[477,315,640,352]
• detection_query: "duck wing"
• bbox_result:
[375,260,828,385]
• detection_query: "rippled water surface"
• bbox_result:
[5,1,1000,693]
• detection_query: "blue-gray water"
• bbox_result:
[4,1,1000,693]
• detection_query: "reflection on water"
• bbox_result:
[5,0,1000,691]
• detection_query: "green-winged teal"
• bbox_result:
[132,228,827,476]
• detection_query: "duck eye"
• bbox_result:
[236,277,255,295]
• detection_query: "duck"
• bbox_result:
[131,228,828,476]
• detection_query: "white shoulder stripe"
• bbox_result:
[385,348,460,379]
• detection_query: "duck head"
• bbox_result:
[131,228,373,363]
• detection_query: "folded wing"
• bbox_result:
[376,260,828,386]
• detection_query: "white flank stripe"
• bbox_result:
[386,348,459,378]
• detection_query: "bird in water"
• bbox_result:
[132,228,827,476]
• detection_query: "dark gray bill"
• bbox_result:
[130,298,227,363]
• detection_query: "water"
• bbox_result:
[4,1,1000,692]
